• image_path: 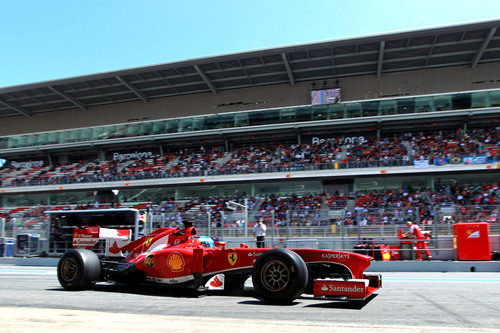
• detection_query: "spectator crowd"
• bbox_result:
[0,127,498,188]
[3,183,496,231]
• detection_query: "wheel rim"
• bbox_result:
[60,257,78,282]
[261,259,290,292]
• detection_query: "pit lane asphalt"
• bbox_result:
[0,266,499,332]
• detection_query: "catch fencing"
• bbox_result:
[152,205,498,235]
[1,204,498,256]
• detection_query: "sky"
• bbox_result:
[1,0,499,88]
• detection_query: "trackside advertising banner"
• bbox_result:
[433,157,447,166]
[414,156,491,168]
[0,157,48,169]
[302,134,375,146]
[106,148,160,161]
[436,156,491,166]
[413,159,429,168]
[463,156,489,165]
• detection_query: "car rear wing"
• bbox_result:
[72,226,132,257]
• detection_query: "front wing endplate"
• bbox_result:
[313,273,382,300]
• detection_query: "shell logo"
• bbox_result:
[167,252,185,272]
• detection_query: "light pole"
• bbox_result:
[200,204,212,238]
[226,199,249,238]
[207,211,211,238]
[1,217,5,238]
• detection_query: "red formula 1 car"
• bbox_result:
[57,226,381,304]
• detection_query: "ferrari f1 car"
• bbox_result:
[57,226,381,304]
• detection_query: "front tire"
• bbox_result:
[252,249,308,304]
[57,249,101,290]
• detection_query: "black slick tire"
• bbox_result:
[57,249,101,290]
[252,248,308,304]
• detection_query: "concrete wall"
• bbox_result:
[1,62,499,136]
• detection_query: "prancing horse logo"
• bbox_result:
[228,252,237,266]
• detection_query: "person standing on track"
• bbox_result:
[253,218,267,248]
[404,221,432,260]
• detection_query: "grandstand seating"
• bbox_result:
[131,202,151,210]
[0,127,497,188]
[2,183,496,230]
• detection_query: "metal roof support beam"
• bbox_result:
[377,41,385,78]
[48,86,87,111]
[471,27,497,69]
[0,98,32,117]
[330,48,336,76]
[237,60,253,85]
[281,53,295,87]
[116,76,149,103]
[83,82,113,103]
[194,65,217,95]
[154,71,179,94]
[424,35,439,68]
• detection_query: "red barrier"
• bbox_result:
[453,223,491,261]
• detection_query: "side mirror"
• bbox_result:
[214,241,226,250]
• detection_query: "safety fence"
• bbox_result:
[2,205,498,238]
[171,204,481,231]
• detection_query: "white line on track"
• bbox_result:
[0,269,56,275]
[384,277,500,283]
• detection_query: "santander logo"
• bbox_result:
[210,276,223,287]
[321,283,364,293]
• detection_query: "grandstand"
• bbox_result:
[0,20,498,245]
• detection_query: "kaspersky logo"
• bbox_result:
[0,158,6,169]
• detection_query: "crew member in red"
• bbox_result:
[403,221,432,260]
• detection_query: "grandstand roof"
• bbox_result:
[1,19,499,118]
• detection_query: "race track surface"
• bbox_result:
[0,265,499,332]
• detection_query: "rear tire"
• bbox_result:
[57,249,101,290]
[252,249,308,304]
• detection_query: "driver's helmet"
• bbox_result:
[196,236,215,248]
